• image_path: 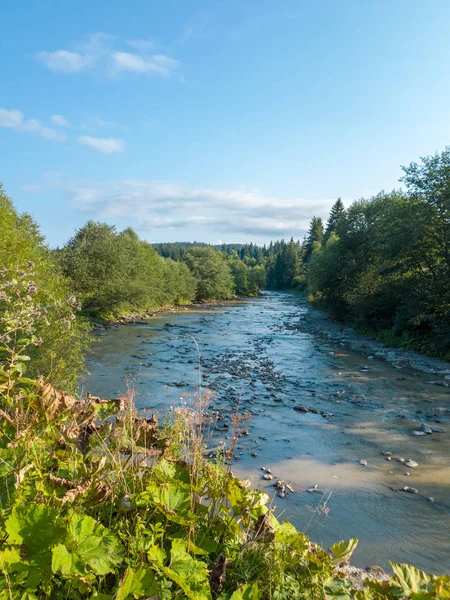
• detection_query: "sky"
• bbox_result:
[2,0,450,247]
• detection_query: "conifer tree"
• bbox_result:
[324,198,346,242]
[304,217,324,263]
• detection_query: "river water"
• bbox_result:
[83,292,450,573]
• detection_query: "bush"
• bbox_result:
[0,186,90,390]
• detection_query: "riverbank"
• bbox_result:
[298,298,450,377]
[91,299,243,328]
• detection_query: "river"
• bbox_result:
[83,291,450,573]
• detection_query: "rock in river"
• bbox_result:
[419,423,433,434]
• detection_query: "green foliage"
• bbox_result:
[185,247,236,300]
[1,364,448,598]
[265,238,305,290]
[304,216,324,263]
[324,198,345,243]
[52,513,123,577]
[0,186,90,389]
[330,539,359,567]
[305,147,450,359]
[59,221,197,317]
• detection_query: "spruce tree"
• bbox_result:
[304,217,324,263]
[324,198,345,242]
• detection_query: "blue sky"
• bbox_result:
[2,0,450,246]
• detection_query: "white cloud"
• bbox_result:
[112,52,179,76]
[0,108,66,141]
[27,176,338,240]
[77,135,124,154]
[51,114,70,127]
[37,34,179,78]
[36,50,90,73]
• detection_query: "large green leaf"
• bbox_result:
[52,513,122,577]
[229,583,260,599]
[148,540,211,600]
[152,458,191,486]
[4,505,64,587]
[330,539,358,566]
[5,505,63,554]
[324,578,354,599]
[391,563,430,595]
[115,567,158,600]
[135,483,195,525]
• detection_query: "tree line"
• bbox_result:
[156,148,450,359]
[0,191,269,389]
[307,152,450,358]
[1,145,449,392]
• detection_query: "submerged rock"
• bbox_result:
[307,484,323,494]
[401,486,419,494]
[419,423,433,434]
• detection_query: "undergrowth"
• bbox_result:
[1,269,449,599]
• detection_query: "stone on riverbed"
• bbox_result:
[307,484,324,494]
[401,486,419,494]
[294,406,309,413]
[359,459,368,466]
[412,430,426,436]
[405,460,419,468]
[419,423,433,434]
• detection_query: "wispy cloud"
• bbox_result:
[77,136,124,154]
[37,50,91,73]
[24,176,338,240]
[112,52,179,76]
[0,108,66,141]
[36,33,180,78]
[51,114,70,127]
